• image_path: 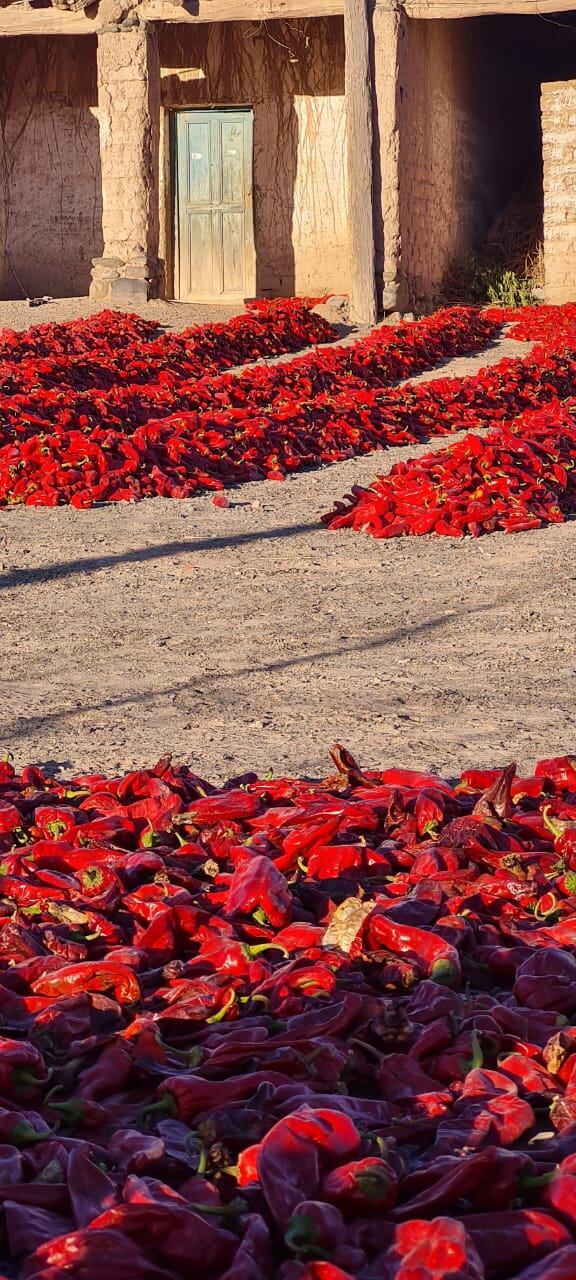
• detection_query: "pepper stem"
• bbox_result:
[142,1094,178,1122]
[206,989,237,1023]
[248,943,289,959]
[349,1037,385,1062]
[520,1169,558,1190]
[189,1200,245,1218]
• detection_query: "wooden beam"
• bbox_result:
[143,0,345,18]
[344,0,377,325]
[405,0,576,17]
[1,0,572,38]
[0,5,97,34]
[0,0,349,36]
[7,0,571,41]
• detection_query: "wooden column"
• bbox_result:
[371,5,404,313]
[344,0,377,325]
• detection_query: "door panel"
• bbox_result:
[174,109,254,301]
[220,119,245,205]
[222,209,244,294]
[184,211,215,298]
[183,119,212,206]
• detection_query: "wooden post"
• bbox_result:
[372,6,404,313]
[344,0,377,325]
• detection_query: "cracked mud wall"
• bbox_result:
[0,37,103,299]
[159,19,347,298]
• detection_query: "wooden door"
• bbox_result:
[173,108,255,301]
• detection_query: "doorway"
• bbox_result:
[172,107,255,301]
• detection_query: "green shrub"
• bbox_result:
[482,268,536,307]
[449,257,536,307]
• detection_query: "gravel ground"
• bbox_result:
[0,296,247,332]
[1,326,574,784]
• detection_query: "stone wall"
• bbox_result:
[0,37,102,299]
[541,80,576,303]
[398,18,540,308]
[158,19,347,299]
[90,25,162,302]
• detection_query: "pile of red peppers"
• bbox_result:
[0,301,338,395]
[323,304,576,539]
[0,747,576,1276]
[323,402,576,537]
[489,303,576,346]
[0,306,497,507]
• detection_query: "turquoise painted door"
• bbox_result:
[173,109,254,301]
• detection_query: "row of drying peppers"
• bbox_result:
[322,304,576,538]
[322,402,576,537]
[0,306,500,446]
[497,303,576,345]
[0,310,159,363]
[0,301,338,395]
[0,308,499,507]
[1,748,576,1276]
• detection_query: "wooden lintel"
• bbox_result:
[0,5,97,34]
[0,0,566,39]
[142,0,346,19]
[0,0,367,37]
[405,0,576,17]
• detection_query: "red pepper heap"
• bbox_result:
[0,305,498,507]
[0,746,575,1275]
[322,401,576,538]
[323,302,576,541]
[0,299,338,395]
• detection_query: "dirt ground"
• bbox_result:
[0,316,574,785]
[0,296,243,332]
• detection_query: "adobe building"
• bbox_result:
[0,0,574,320]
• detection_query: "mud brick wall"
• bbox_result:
[0,37,103,299]
[542,80,576,303]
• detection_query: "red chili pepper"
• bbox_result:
[0,802,23,834]
[512,1248,576,1279]
[279,1264,355,1280]
[31,961,141,1004]
[321,1157,398,1214]
[536,757,576,791]
[284,1199,346,1257]
[150,1069,297,1122]
[32,805,79,841]
[385,1216,485,1278]
[174,791,262,829]
[460,1209,571,1277]
[224,855,292,928]
[256,1108,362,1229]
[366,912,461,986]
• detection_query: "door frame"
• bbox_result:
[170,105,256,303]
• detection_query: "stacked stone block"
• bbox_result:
[542,80,576,304]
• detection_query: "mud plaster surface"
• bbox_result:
[0,307,574,784]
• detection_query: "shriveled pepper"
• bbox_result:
[366,911,461,986]
[31,960,141,1004]
[224,855,292,928]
